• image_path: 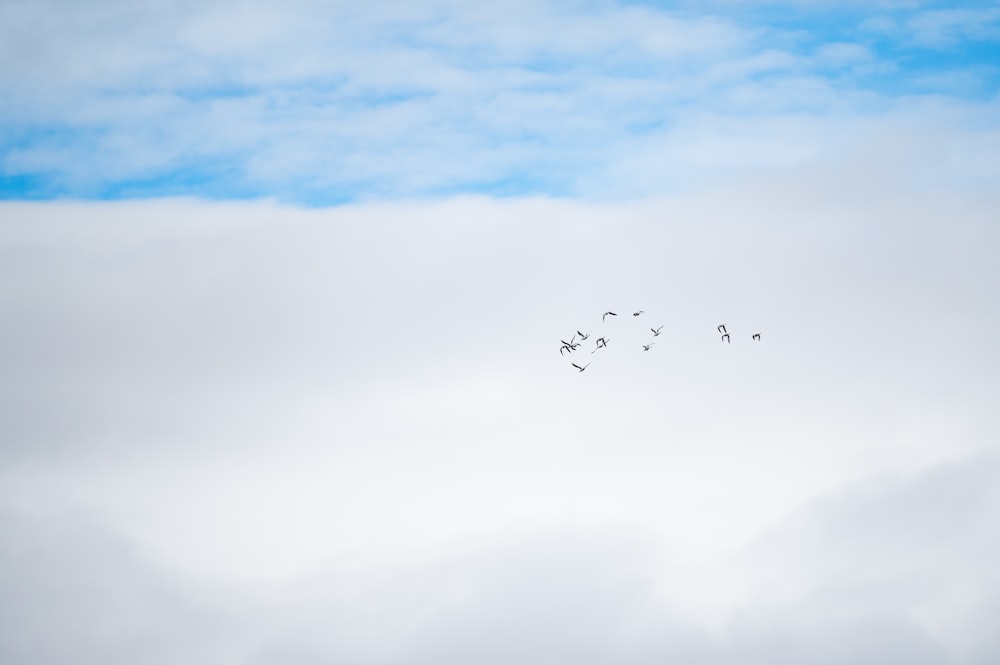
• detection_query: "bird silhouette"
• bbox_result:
[592,337,610,353]
[721,333,730,343]
[571,362,590,372]
[577,330,590,340]
[718,324,727,334]
[603,311,617,322]
[651,326,663,336]
[752,333,760,341]
[642,343,654,351]
[633,310,644,317]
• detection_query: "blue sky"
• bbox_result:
[1,0,998,205]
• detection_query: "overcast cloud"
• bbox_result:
[3,149,1000,661]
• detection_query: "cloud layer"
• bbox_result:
[3,458,999,664]
[2,2,999,662]
[2,140,999,659]
[1,0,998,201]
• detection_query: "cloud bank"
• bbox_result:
[2,458,999,664]
[2,141,999,659]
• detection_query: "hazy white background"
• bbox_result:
[2,0,1000,663]
[3,155,999,662]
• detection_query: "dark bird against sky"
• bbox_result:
[561,312,760,366]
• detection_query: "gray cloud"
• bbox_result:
[2,168,998,462]
[2,126,999,660]
[0,510,233,665]
[3,454,998,664]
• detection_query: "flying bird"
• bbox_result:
[752,333,761,341]
[592,337,610,353]
[571,362,590,372]
[633,311,644,317]
[577,330,590,340]
[721,333,730,343]
[561,335,576,347]
[718,324,727,334]
[651,326,663,336]
[559,343,579,356]
[642,344,654,351]
[603,311,618,322]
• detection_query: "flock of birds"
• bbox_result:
[560,310,761,373]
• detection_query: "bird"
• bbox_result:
[561,335,576,347]
[642,343,654,351]
[592,337,610,353]
[651,326,663,336]
[577,330,590,340]
[603,311,617,322]
[721,333,730,343]
[718,324,727,334]
[633,310,644,317]
[571,362,590,372]
[559,343,579,356]
[752,333,760,341]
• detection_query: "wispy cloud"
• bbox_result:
[903,8,1000,47]
[1,0,997,202]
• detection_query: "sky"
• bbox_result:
[1,1,1000,664]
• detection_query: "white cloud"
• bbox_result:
[2,130,998,581]
[1,186,998,658]
[905,8,1000,48]
[5,0,995,200]
[1,3,999,660]
[3,456,998,663]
